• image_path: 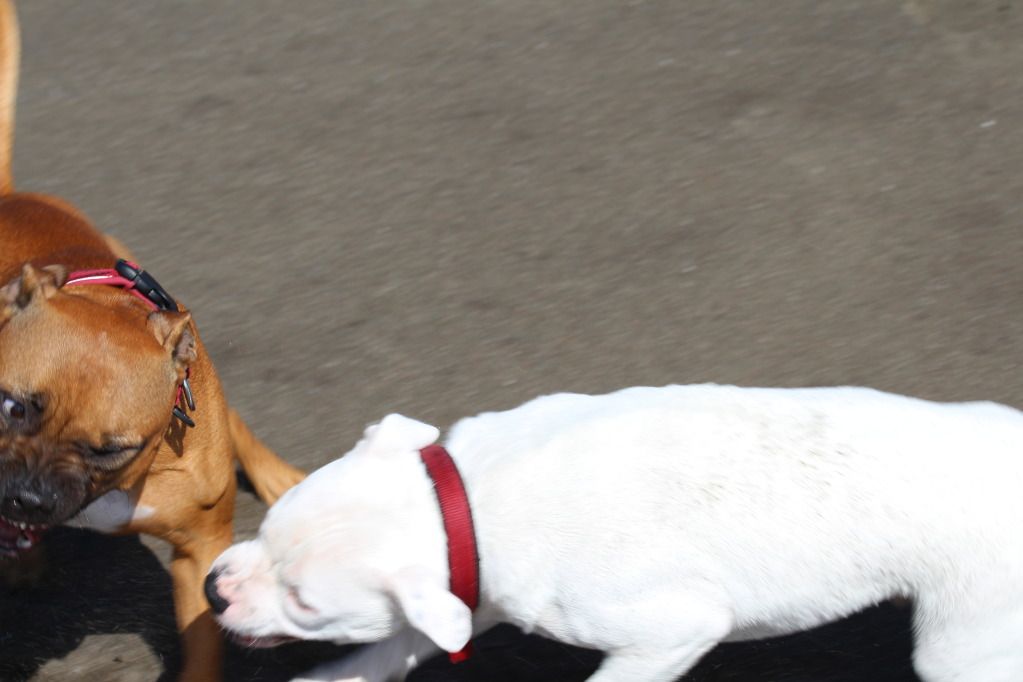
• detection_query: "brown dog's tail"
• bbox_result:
[228,408,306,506]
[0,0,17,195]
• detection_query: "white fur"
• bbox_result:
[67,490,152,532]
[209,384,1023,681]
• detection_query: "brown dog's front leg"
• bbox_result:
[170,522,234,682]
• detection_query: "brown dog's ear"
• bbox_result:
[147,310,197,373]
[1,263,68,317]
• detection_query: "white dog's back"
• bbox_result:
[450,385,1023,657]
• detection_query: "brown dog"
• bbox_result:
[0,2,305,679]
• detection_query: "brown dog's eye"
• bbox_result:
[89,443,141,458]
[1,396,25,421]
[85,442,144,470]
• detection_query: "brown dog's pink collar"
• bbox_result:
[65,259,179,312]
[65,259,196,427]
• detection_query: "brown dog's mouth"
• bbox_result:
[0,516,49,557]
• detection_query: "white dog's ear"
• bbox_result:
[390,569,472,653]
[362,414,440,455]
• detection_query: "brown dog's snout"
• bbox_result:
[0,484,58,522]
[0,455,88,525]
[205,567,230,615]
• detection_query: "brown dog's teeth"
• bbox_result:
[16,534,32,549]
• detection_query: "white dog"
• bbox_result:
[206,385,1023,681]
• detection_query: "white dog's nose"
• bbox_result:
[205,568,230,615]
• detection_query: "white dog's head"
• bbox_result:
[206,414,473,653]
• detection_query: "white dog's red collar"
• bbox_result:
[419,444,479,663]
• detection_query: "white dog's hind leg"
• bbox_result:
[582,601,731,682]
[912,599,1023,682]
[290,630,438,682]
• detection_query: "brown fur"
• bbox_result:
[0,3,306,680]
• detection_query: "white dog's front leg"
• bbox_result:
[584,642,719,682]
[582,597,732,682]
[291,630,439,682]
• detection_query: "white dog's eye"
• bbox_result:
[286,586,318,615]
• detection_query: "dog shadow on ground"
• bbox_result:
[0,526,921,682]
[0,527,179,680]
[408,599,920,682]
[0,524,342,682]
[232,600,922,682]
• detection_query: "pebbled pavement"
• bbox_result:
[1,1,1021,680]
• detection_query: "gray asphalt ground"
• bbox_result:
[1,0,1021,680]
